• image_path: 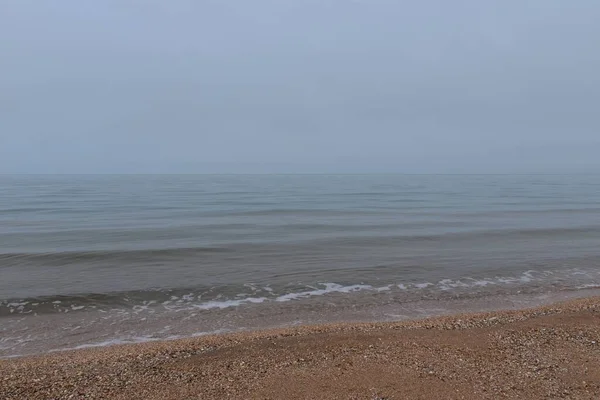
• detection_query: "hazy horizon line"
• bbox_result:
[2,172,600,177]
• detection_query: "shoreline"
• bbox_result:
[2,295,600,399]
[3,286,600,359]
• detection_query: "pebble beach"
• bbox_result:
[2,296,600,399]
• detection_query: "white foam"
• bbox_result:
[413,283,433,289]
[496,277,519,284]
[571,271,590,276]
[9,269,595,323]
[181,293,195,301]
[275,283,372,302]
[132,305,151,314]
[471,279,496,287]
[192,297,267,310]
[576,284,600,289]
[47,329,232,353]
[0,354,23,360]
[7,302,28,308]
[49,336,164,352]
[437,279,470,290]
[520,271,535,283]
[189,329,230,338]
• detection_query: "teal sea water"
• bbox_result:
[1,174,600,356]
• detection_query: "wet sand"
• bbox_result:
[2,296,600,399]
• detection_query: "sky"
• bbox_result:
[1,0,599,174]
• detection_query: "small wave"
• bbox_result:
[216,209,370,217]
[2,224,599,266]
[455,207,600,218]
[46,328,232,354]
[3,269,599,316]
[0,246,231,265]
[192,297,268,310]
[275,283,372,302]
[576,284,600,289]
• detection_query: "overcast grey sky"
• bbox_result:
[1,0,599,173]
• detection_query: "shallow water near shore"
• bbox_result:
[3,287,600,358]
[2,174,600,357]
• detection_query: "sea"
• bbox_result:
[2,174,600,357]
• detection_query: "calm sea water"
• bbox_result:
[2,174,600,356]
